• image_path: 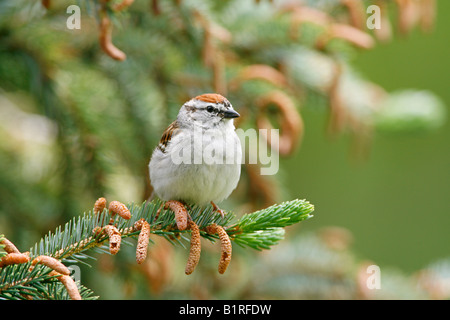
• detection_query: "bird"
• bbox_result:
[148,93,242,218]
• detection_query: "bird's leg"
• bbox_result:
[211,201,226,219]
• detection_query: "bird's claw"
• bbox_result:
[211,201,226,219]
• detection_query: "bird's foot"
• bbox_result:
[211,201,226,219]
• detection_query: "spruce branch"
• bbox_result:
[228,199,314,250]
[0,198,313,299]
[30,198,313,261]
[0,262,98,300]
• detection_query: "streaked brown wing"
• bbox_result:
[157,120,179,153]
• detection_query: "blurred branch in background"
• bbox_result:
[0,0,447,299]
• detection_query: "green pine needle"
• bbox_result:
[0,198,313,300]
[229,199,314,250]
[235,199,314,231]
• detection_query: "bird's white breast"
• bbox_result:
[149,122,241,206]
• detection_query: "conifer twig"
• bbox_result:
[1,198,313,299]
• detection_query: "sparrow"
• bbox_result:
[148,93,242,217]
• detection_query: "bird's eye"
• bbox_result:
[206,105,215,113]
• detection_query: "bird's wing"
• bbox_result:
[157,120,180,153]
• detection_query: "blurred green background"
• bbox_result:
[285,0,449,274]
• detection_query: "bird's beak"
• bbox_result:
[222,110,240,119]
